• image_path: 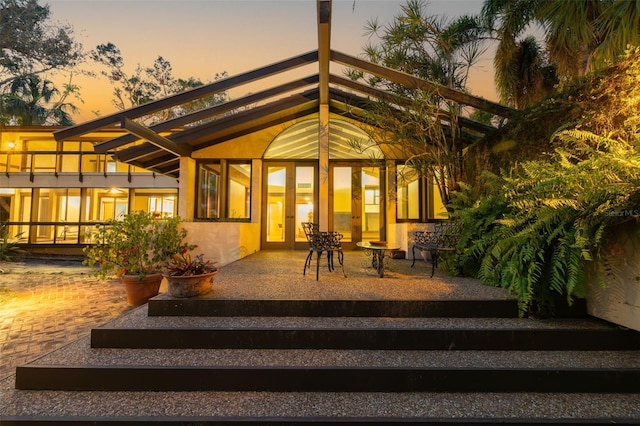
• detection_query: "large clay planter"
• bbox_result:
[121,273,163,306]
[165,271,218,298]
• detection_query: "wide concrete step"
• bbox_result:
[148,298,523,317]
[92,308,640,351]
[2,388,639,424]
[3,305,640,424]
[15,363,640,392]
[11,334,640,368]
[3,417,640,425]
[90,326,640,350]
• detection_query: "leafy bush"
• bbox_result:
[452,130,640,316]
[0,222,26,261]
[451,48,640,316]
[83,212,190,280]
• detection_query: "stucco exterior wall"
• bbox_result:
[180,222,261,268]
[586,223,640,332]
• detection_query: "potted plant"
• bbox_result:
[83,211,189,306]
[164,250,218,298]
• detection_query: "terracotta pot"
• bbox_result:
[165,270,218,298]
[120,273,163,306]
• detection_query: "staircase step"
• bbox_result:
[148,298,522,318]
[3,417,640,425]
[15,364,640,392]
[2,390,639,424]
[90,327,640,350]
[14,335,640,369]
[3,300,639,424]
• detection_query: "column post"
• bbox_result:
[178,156,196,220]
[318,105,330,231]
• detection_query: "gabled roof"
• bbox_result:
[53,0,514,178]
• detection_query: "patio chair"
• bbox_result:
[302,222,320,272]
[302,222,346,280]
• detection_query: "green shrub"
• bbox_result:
[451,48,640,316]
[0,222,26,262]
[452,131,640,316]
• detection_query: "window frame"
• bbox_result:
[395,162,425,223]
[195,159,252,222]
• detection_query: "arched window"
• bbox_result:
[264,118,383,160]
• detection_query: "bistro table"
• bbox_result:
[356,241,400,278]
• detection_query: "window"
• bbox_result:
[129,189,178,218]
[227,162,251,219]
[364,188,380,206]
[397,165,421,220]
[198,163,221,219]
[197,161,251,220]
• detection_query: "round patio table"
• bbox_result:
[356,241,400,278]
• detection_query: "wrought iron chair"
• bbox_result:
[411,221,461,277]
[302,222,320,273]
[301,222,346,280]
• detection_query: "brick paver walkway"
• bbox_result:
[0,260,132,380]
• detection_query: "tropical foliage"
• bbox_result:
[482,0,640,107]
[0,221,25,261]
[349,0,488,207]
[166,252,217,277]
[0,74,79,125]
[0,0,82,125]
[450,48,640,316]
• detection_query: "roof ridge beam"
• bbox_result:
[330,50,514,118]
[317,0,331,104]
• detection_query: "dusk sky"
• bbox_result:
[46,0,497,122]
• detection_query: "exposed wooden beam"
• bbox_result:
[138,153,179,170]
[113,144,160,163]
[328,78,496,134]
[331,50,515,118]
[330,74,396,102]
[94,75,320,153]
[172,89,320,145]
[116,94,320,161]
[53,50,319,141]
[128,158,179,177]
[121,118,192,157]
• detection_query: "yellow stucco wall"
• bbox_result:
[180,221,261,268]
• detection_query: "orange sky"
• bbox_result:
[47,0,497,123]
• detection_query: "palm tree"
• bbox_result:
[0,74,78,125]
[499,35,557,108]
[594,0,640,68]
[538,0,603,78]
[360,0,486,92]
[483,0,639,107]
